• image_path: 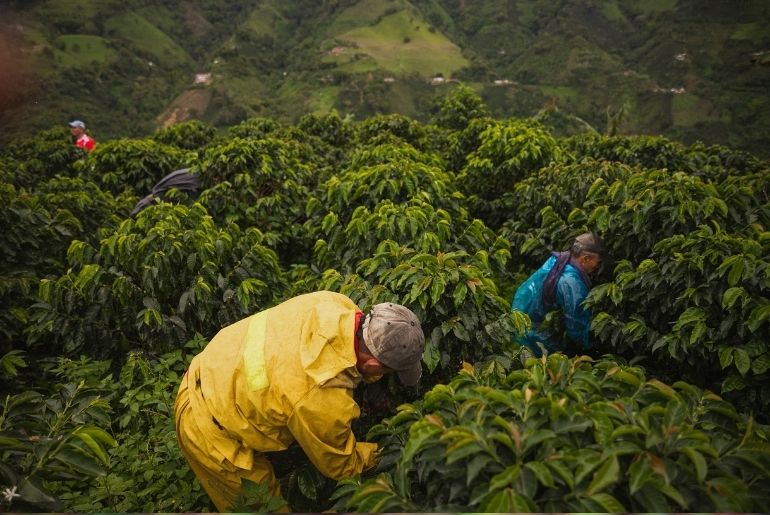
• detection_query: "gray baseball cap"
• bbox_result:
[573,231,606,256]
[362,302,425,386]
[68,120,86,129]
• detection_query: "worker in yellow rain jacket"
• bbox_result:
[174,290,425,511]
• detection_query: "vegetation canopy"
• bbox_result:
[1,86,768,512]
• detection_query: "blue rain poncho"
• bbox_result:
[512,254,592,356]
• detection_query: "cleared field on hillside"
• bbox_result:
[53,35,115,67]
[326,0,407,32]
[307,86,342,114]
[330,10,467,78]
[242,3,288,37]
[672,92,730,127]
[105,13,191,67]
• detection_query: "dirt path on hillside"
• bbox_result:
[156,88,212,128]
[182,1,212,38]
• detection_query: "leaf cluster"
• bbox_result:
[28,203,284,357]
[0,357,115,512]
[458,119,561,201]
[335,354,770,512]
[1,92,768,512]
[80,139,194,197]
[51,348,210,512]
[589,224,770,414]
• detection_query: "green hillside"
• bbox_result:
[104,12,193,67]
[319,0,466,77]
[52,35,115,67]
[0,0,768,157]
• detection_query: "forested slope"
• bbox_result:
[1,0,769,156]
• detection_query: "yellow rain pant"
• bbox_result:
[174,292,379,511]
[175,372,287,512]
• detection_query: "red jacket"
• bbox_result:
[75,134,95,152]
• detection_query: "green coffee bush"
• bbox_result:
[334,353,770,512]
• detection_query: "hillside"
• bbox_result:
[1,0,769,156]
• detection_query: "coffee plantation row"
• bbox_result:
[1,87,768,512]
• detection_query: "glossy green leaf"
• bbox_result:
[747,304,770,332]
[17,478,62,511]
[721,286,747,310]
[524,461,555,488]
[466,454,492,486]
[489,464,520,491]
[586,455,619,495]
[682,447,707,482]
[590,492,627,512]
[628,456,653,494]
[719,347,734,369]
[733,348,750,376]
[751,354,770,374]
[54,448,105,476]
[72,429,110,465]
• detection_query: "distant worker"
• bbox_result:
[129,168,200,217]
[512,232,607,357]
[68,120,95,152]
[175,291,425,511]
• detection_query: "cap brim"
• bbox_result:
[397,361,422,386]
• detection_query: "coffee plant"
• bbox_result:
[429,84,490,132]
[153,120,217,150]
[298,111,354,149]
[348,141,445,170]
[50,348,211,512]
[563,133,766,182]
[228,117,282,139]
[458,119,562,202]
[2,89,769,511]
[498,159,634,257]
[0,182,83,352]
[588,224,770,415]
[35,176,132,239]
[28,203,284,357]
[355,113,429,151]
[0,128,84,189]
[320,241,524,381]
[309,155,462,223]
[501,164,756,268]
[80,139,193,196]
[194,136,314,252]
[0,358,116,512]
[333,353,770,512]
[442,116,497,174]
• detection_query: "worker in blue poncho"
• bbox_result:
[512,232,607,356]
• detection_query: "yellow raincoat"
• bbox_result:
[174,291,379,511]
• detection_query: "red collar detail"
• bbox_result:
[354,311,363,357]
